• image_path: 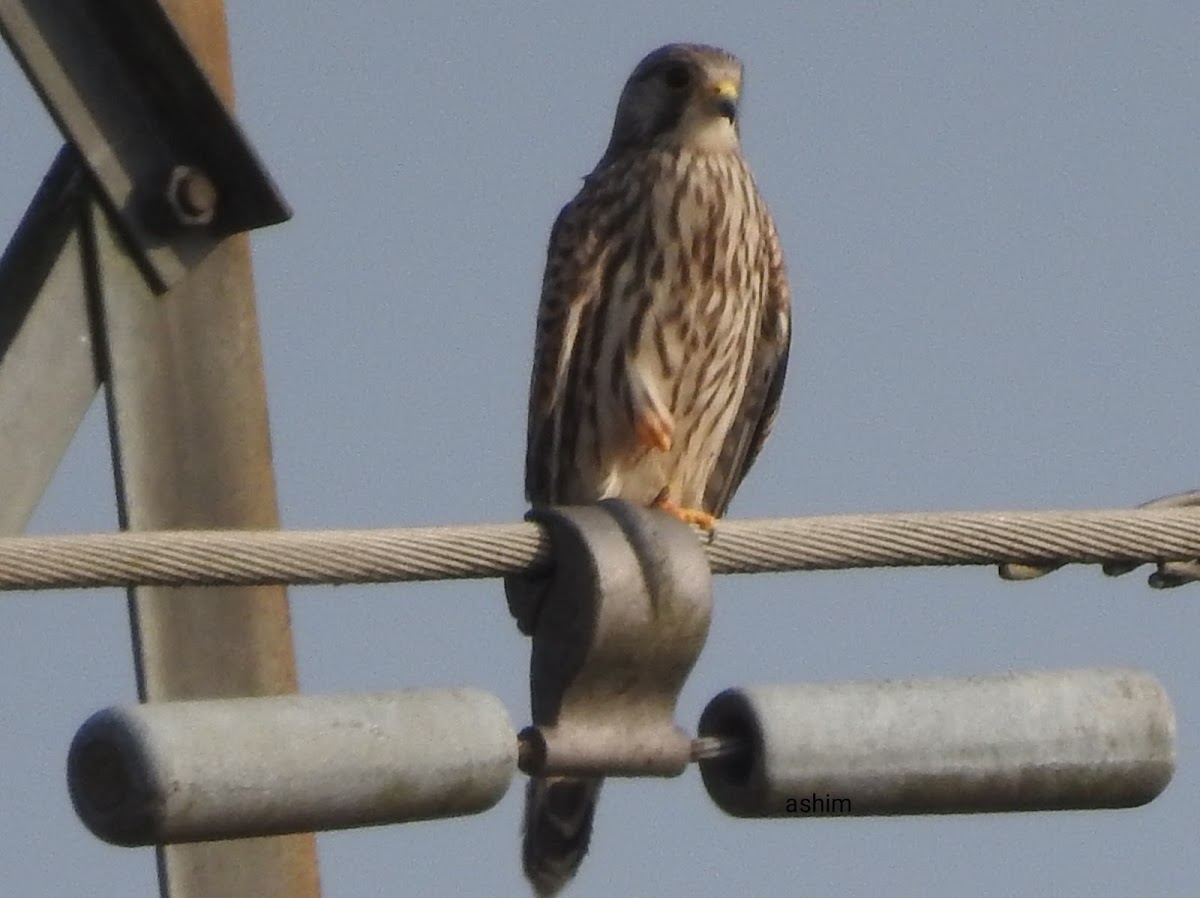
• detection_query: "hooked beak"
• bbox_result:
[710,79,739,122]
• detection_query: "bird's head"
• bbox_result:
[602,43,744,160]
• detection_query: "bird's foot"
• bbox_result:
[634,408,673,453]
[651,487,717,532]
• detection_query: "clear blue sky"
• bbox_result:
[2,3,1198,896]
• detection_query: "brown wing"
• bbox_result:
[703,209,791,517]
[524,187,606,505]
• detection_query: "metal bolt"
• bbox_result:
[166,165,218,226]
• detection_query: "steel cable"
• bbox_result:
[1,506,1198,591]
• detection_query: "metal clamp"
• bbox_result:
[1000,489,1200,587]
[505,500,713,778]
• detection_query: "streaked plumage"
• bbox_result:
[521,43,791,896]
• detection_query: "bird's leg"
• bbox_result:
[634,407,673,453]
[651,485,717,531]
[632,377,713,529]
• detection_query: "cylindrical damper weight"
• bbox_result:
[698,667,1174,818]
[68,687,516,845]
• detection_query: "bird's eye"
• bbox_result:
[661,63,691,90]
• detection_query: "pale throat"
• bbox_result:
[675,112,740,154]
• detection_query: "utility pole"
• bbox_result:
[0,1,320,895]
[104,4,320,897]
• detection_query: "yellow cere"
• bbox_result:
[711,80,739,100]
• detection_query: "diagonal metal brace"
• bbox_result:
[0,147,99,535]
[505,500,713,778]
[0,0,290,292]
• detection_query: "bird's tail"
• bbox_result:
[522,775,602,897]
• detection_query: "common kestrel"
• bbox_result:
[521,43,791,895]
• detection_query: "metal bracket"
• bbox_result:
[0,0,290,292]
[505,500,713,778]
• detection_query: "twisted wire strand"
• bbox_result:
[705,509,1200,574]
[0,507,1197,592]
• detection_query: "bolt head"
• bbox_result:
[166,166,218,226]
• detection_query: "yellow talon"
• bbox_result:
[651,488,717,531]
[635,411,673,453]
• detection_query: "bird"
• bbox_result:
[520,42,792,896]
